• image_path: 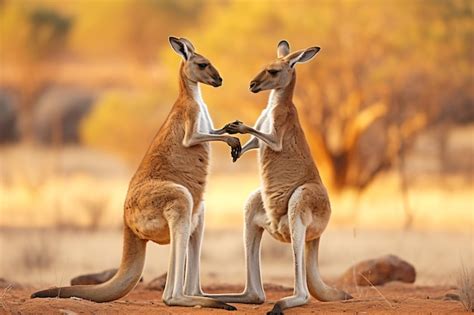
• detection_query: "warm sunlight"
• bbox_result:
[0,1,472,314]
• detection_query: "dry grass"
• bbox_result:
[20,233,57,270]
[457,263,474,312]
[356,272,393,309]
[1,145,473,231]
[0,228,471,287]
[0,284,12,312]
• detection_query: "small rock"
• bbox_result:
[59,309,78,315]
[443,293,461,301]
[146,273,167,291]
[338,254,416,286]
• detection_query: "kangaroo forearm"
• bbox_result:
[183,133,228,147]
[239,137,259,156]
[246,128,282,151]
[210,127,227,135]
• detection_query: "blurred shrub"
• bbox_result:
[80,91,170,163]
[33,87,96,144]
[0,90,18,143]
[185,0,474,191]
[1,0,472,193]
[20,233,57,270]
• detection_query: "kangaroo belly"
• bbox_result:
[260,153,313,217]
[262,210,329,244]
[125,180,204,245]
[137,140,210,210]
[129,208,203,245]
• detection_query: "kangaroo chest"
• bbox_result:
[258,110,273,134]
[197,104,213,133]
[185,99,213,205]
[192,86,214,134]
[254,106,288,215]
[256,101,316,220]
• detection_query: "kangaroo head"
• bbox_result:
[249,40,320,93]
[169,36,223,87]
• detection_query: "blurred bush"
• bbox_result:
[34,87,96,144]
[184,0,473,191]
[0,0,472,195]
[0,90,18,143]
[80,91,169,163]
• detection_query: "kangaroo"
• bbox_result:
[205,41,352,314]
[31,37,240,311]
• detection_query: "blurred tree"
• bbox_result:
[186,0,473,198]
[0,0,205,144]
[0,1,72,142]
[1,0,472,222]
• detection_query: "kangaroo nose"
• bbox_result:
[217,76,223,84]
[250,81,257,89]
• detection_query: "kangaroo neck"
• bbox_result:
[178,63,204,107]
[267,72,296,109]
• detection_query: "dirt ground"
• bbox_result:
[0,283,469,314]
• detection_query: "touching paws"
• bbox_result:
[224,120,248,134]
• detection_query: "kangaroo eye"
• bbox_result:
[267,69,280,76]
[198,63,208,69]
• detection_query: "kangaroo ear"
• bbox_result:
[277,40,290,58]
[179,38,195,55]
[286,46,320,67]
[169,36,190,60]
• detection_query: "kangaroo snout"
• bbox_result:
[249,81,260,93]
[212,76,223,87]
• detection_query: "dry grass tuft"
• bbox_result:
[357,272,393,309]
[457,264,474,312]
[0,284,12,312]
[20,234,57,270]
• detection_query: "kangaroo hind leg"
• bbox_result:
[266,214,309,315]
[161,186,236,310]
[203,189,266,304]
[184,203,205,296]
[306,238,352,301]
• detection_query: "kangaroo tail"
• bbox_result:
[305,238,352,301]
[31,225,147,302]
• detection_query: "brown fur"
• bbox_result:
[125,64,210,244]
[228,53,331,243]
[210,41,350,313]
[257,74,328,232]
[31,38,238,311]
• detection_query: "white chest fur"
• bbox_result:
[257,89,281,134]
[259,111,273,134]
[191,84,214,133]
